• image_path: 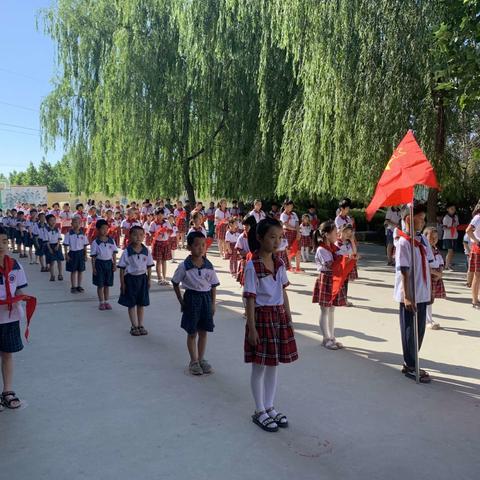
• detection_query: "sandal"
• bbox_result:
[130,326,141,336]
[58,275,63,281]
[70,287,78,294]
[402,365,431,383]
[1,391,21,409]
[324,339,338,350]
[138,326,148,335]
[266,407,288,428]
[49,276,55,282]
[76,286,85,293]
[252,411,279,432]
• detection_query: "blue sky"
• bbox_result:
[0,0,61,176]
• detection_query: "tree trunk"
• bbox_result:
[182,158,196,205]
[427,92,446,224]
[180,91,196,205]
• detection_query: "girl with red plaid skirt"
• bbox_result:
[174,201,187,249]
[466,201,480,309]
[215,199,231,259]
[235,215,256,286]
[168,215,178,263]
[299,214,312,262]
[225,219,240,277]
[313,221,347,350]
[280,200,302,272]
[244,217,298,433]
[424,227,445,330]
[149,208,173,286]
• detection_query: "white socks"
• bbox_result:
[251,364,278,421]
[320,307,335,340]
[301,246,309,262]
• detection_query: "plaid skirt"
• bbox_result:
[236,257,247,285]
[300,235,312,248]
[469,252,480,272]
[312,272,347,307]
[284,229,297,249]
[244,305,298,366]
[349,264,359,281]
[215,223,228,240]
[152,240,172,261]
[226,243,238,260]
[0,321,23,353]
[277,250,290,270]
[177,219,187,234]
[170,236,178,250]
[432,276,446,299]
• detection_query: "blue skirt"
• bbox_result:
[34,237,44,256]
[118,273,149,308]
[0,321,23,353]
[66,249,86,272]
[46,244,64,264]
[93,259,114,287]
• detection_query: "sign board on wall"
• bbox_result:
[0,186,48,210]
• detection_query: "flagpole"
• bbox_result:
[410,194,420,384]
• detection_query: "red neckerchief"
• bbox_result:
[151,221,171,243]
[250,252,283,279]
[397,230,427,282]
[0,255,37,340]
[319,242,338,254]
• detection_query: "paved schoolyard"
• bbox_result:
[1,243,479,480]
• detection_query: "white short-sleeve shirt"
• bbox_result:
[385,208,401,232]
[243,255,289,306]
[214,208,230,225]
[280,212,299,229]
[249,210,266,223]
[171,256,220,292]
[300,224,312,237]
[0,259,28,325]
[431,249,444,269]
[315,246,334,272]
[149,220,172,242]
[235,234,250,254]
[117,245,154,275]
[469,215,480,242]
[335,240,353,256]
[90,237,118,260]
[277,237,288,252]
[335,214,353,230]
[63,230,89,252]
[225,231,240,244]
[59,211,73,227]
[442,214,459,240]
[45,227,61,244]
[187,226,207,237]
[394,234,433,303]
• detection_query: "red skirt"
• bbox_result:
[226,243,238,260]
[176,219,187,234]
[284,229,297,249]
[312,272,347,307]
[277,250,290,270]
[469,252,480,272]
[244,305,298,366]
[152,240,172,261]
[432,276,446,299]
[300,235,312,248]
[170,236,178,250]
[236,257,247,285]
[215,223,228,240]
[348,264,359,281]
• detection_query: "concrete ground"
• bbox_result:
[1,243,479,480]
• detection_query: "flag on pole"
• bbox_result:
[332,256,356,299]
[365,130,439,221]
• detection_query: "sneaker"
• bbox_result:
[99,303,106,311]
[189,361,203,375]
[431,323,441,330]
[199,359,213,374]
[104,303,112,310]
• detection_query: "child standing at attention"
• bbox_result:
[167,214,179,263]
[299,214,312,262]
[225,219,241,277]
[118,226,154,336]
[244,218,298,432]
[91,219,118,311]
[280,200,301,272]
[394,202,433,382]
[0,226,29,410]
[172,232,220,376]
[442,204,458,270]
[465,201,480,308]
[174,200,187,249]
[63,217,89,294]
[312,221,347,350]
[149,208,173,286]
[45,214,64,282]
[424,227,445,330]
[187,212,207,237]
[33,212,49,272]
[235,215,256,286]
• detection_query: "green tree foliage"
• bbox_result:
[39,0,480,206]
[8,159,70,192]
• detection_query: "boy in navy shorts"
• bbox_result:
[172,231,219,375]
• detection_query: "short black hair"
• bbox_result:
[187,231,206,246]
[247,217,282,252]
[339,198,352,209]
[0,226,7,236]
[76,203,83,209]
[46,214,55,222]
[154,208,164,216]
[129,225,144,236]
[96,219,108,229]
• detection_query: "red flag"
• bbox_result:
[332,256,355,299]
[288,238,299,260]
[366,130,439,221]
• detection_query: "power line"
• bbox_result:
[0,127,39,137]
[0,67,43,83]
[0,100,37,112]
[0,122,40,132]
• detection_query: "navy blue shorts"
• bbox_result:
[46,244,64,264]
[66,249,86,272]
[7,227,15,240]
[118,273,149,308]
[34,238,44,256]
[93,259,114,287]
[386,229,394,246]
[181,290,214,335]
[15,231,29,246]
[0,321,23,353]
[443,239,456,250]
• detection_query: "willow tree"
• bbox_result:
[264,0,441,203]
